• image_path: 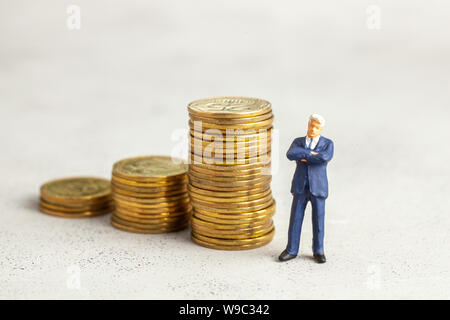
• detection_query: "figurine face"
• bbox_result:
[307,120,323,138]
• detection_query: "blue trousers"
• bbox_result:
[286,188,326,255]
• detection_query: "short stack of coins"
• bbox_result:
[110,156,191,234]
[39,177,113,218]
[187,97,275,250]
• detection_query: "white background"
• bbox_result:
[0,0,449,299]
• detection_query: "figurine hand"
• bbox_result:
[311,151,318,155]
[301,159,307,162]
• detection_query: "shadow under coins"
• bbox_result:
[23,194,40,212]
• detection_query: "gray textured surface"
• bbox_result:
[1,0,449,299]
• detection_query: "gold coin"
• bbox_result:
[192,229,272,240]
[113,211,190,224]
[190,128,273,141]
[189,164,271,176]
[192,208,274,222]
[112,156,187,182]
[111,181,187,193]
[188,179,271,192]
[190,120,273,131]
[111,175,187,187]
[190,193,273,209]
[191,149,270,159]
[192,223,274,239]
[190,140,271,153]
[112,192,189,204]
[188,188,271,203]
[190,122,273,133]
[193,226,274,244]
[189,111,273,124]
[188,97,272,119]
[190,124,273,137]
[190,147,271,160]
[188,161,271,171]
[193,201,276,218]
[40,198,113,213]
[191,233,273,250]
[188,169,272,179]
[189,145,272,157]
[112,220,188,234]
[190,143,271,152]
[113,193,189,205]
[188,173,271,187]
[114,208,191,222]
[191,215,272,232]
[187,183,270,197]
[190,153,271,166]
[193,204,275,218]
[190,128,272,139]
[192,198,274,214]
[114,199,191,213]
[112,215,188,229]
[188,191,272,205]
[114,202,192,215]
[192,227,275,246]
[193,212,273,226]
[40,177,111,204]
[39,205,113,218]
[191,214,271,230]
[114,206,189,218]
[189,135,271,151]
[113,196,190,209]
[189,116,273,131]
[188,168,269,182]
[190,137,272,152]
[111,185,187,198]
[189,170,271,182]
[40,196,112,209]
[40,194,112,207]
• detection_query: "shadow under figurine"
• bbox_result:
[279,114,334,264]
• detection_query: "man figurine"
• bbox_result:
[279,114,334,264]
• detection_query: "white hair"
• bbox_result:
[309,114,325,127]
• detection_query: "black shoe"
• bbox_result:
[279,250,297,262]
[313,254,326,264]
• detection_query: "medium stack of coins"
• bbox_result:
[111,156,191,234]
[187,97,275,250]
[39,177,113,218]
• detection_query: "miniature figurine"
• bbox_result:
[279,114,334,263]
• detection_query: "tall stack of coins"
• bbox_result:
[187,97,275,250]
[39,177,113,218]
[111,156,191,234]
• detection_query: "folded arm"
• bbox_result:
[286,139,309,161]
[304,141,334,164]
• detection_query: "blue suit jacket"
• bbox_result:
[286,136,334,198]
